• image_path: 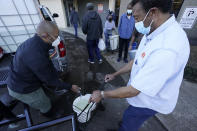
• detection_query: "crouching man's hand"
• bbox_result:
[71,85,81,93]
[89,90,103,103]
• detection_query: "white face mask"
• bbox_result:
[135,10,153,35]
[127,9,132,14]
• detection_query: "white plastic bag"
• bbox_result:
[98,38,106,51]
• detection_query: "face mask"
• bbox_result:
[127,9,132,14]
[108,18,112,21]
[135,10,153,35]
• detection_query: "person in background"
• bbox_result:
[7,20,81,119]
[128,29,143,50]
[70,7,80,38]
[89,0,190,130]
[104,15,116,52]
[117,3,135,63]
[106,9,116,22]
[82,3,103,64]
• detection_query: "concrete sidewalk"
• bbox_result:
[61,27,130,82]
[61,27,86,41]
[62,27,197,131]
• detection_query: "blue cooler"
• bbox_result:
[129,42,137,60]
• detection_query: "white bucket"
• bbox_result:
[109,35,119,50]
[128,50,137,60]
[73,94,96,123]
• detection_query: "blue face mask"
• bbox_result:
[135,10,153,35]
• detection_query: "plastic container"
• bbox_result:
[132,42,137,50]
[129,50,137,60]
[129,42,137,60]
[73,94,96,123]
[109,35,119,50]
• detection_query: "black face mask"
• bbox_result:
[109,18,112,22]
[127,13,132,16]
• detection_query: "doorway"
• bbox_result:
[172,0,184,17]
[63,0,74,27]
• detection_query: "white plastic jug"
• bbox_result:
[73,94,96,123]
[109,35,119,50]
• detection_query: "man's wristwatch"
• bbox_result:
[101,91,105,99]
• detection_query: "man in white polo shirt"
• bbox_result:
[89,0,190,131]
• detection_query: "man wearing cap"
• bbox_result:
[82,3,103,64]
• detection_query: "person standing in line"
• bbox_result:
[70,7,80,38]
[104,15,116,52]
[82,3,103,64]
[117,3,135,63]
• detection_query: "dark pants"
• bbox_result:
[118,37,130,59]
[73,24,78,37]
[104,32,112,50]
[86,39,101,61]
[119,105,157,131]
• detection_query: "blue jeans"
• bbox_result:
[73,24,78,37]
[119,105,157,131]
[86,39,101,61]
[104,32,112,50]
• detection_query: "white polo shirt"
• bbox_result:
[127,15,190,114]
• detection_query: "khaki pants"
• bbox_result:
[8,88,51,113]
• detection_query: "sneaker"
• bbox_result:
[88,59,95,64]
[98,59,103,64]
[8,123,20,129]
[117,58,121,62]
[124,59,128,63]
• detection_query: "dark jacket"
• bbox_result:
[82,11,103,40]
[70,10,79,25]
[7,34,71,94]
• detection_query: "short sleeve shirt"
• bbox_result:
[127,15,190,114]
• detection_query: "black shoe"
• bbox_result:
[117,58,121,62]
[97,102,105,111]
[124,59,128,63]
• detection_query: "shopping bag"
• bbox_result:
[98,38,106,51]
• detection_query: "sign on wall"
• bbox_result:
[98,4,103,13]
[179,7,197,29]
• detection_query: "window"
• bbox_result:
[40,8,52,21]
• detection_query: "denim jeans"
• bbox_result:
[73,24,78,37]
[104,32,112,50]
[119,105,157,131]
[86,39,101,61]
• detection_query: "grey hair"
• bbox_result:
[36,20,58,35]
